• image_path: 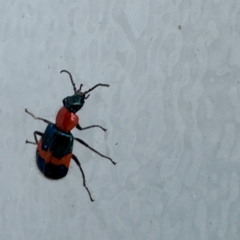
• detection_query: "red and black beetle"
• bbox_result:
[25,70,116,202]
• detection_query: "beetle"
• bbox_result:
[25,70,116,202]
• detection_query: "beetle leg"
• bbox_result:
[72,154,94,202]
[74,137,116,165]
[25,108,53,124]
[26,131,43,145]
[76,123,107,132]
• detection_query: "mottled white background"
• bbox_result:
[0,0,239,239]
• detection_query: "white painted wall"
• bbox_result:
[0,0,239,239]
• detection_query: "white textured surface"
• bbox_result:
[0,0,240,239]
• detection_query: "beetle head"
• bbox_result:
[62,94,85,113]
[60,70,109,113]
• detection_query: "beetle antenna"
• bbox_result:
[84,84,109,95]
[60,70,77,93]
[79,84,83,91]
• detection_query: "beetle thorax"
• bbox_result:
[55,106,79,132]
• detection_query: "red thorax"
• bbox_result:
[55,106,79,132]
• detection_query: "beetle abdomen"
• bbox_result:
[36,152,69,179]
[41,124,74,158]
[36,124,74,179]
